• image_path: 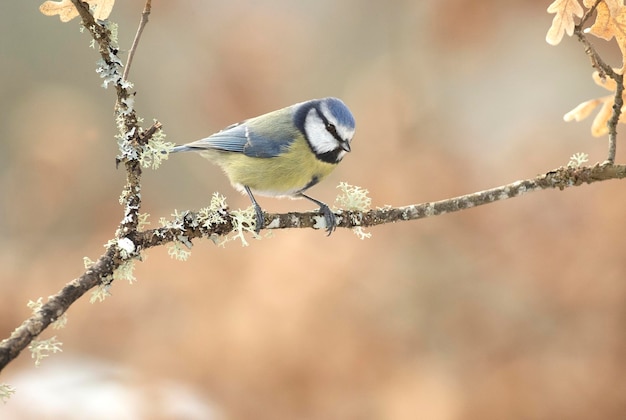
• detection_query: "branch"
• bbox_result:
[0,247,120,370]
[132,163,626,244]
[573,1,623,163]
[0,157,624,372]
[0,1,160,374]
[122,0,152,81]
[249,163,624,230]
[69,0,154,236]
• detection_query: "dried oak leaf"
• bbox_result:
[39,0,115,22]
[564,71,626,137]
[586,0,626,66]
[546,0,584,45]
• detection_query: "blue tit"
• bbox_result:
[170,97,356,235]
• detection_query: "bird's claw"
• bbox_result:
[253,204,264,234]
[319,204,336,236]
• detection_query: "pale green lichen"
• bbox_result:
[95,51,123,90]
[0,384,16,404]
[139,128,175,170]
[352,226,372,240]
[29,336,63,367]
[197,193,229,229]
[51,316,68,330]
[167,240,192,261]
[115,125,139,162]
[161,209,187,230]
[568,152,589,167]
[114,260,136,284]
[334,182,372,239]
[90,283,112,304]
[83,256,95,270]
[137,212,150,231]
[84,255,112,303]
[26,298,43,312]
[106,21,118,46]
[223,206,258,247]
[335,182,371,211]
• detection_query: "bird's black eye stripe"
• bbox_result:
[319,112,342,143]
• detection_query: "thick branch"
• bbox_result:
[270,163,626,228]
[0,247,120,370]
[133,163,626,244]
[69,0,152,236]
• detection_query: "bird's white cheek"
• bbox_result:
[304,110,338,154]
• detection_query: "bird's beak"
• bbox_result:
[340,141,351,152]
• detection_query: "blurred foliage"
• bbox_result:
[2,1,626,419]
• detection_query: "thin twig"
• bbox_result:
[607,77,623,163]
[573,0,623,163]
[122,0,152,81]
[579,0,602,29]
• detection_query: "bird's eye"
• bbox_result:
[325,123,337,136]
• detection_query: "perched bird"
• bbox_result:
[170,97,356,235]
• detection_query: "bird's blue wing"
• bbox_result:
[173,122,248,154]
[175,115,296,158]
[242,121,295,158]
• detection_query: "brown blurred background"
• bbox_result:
[2,1,626,419]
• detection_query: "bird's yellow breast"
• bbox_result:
[200,137,338,197]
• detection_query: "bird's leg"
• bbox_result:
[244,186,265,234]
[300,193,336,236]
